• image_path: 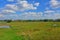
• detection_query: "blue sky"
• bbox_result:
[0,0,60,20]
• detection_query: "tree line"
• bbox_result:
[0,19,60,23]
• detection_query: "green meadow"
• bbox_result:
[0,22,60,40]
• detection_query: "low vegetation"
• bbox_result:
[0,21,60,40]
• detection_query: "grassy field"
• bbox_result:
[0,22,60,40]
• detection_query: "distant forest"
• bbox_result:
[0,19,60,23]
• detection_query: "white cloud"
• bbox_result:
[44,9,55,16]
[1,0,60,20]
[17,1,37,10]
[43,9,60,19]
[22,12,42,16]
[6,4,18,11]
[50,0,60,8]
[0,0,40,15]
[4,0,38,12]
[0,14,4,17]
[54,14,60,18]
[2,9,16,13]
[19,12,43,20]
[44,10,55,13]
[7,0,14,2]
[34,2,40,6]
[0,12,43,20]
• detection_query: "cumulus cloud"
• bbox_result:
[5,4,18,11]
[44,10,55,13]
[5,0,38,11]
[0,14,4,17]
[54,14,60,19]
[23,12,42,16]
[50,0,60,8]
[0,0,40,20]
[18,12,43,20]
[17,0,37,11]
[2,9,16,13]
[0,0,60,20]
[0,1,38,14]
[7,0,14,2]
[1,12,43,20]
[43,9,60,19]
[34,2,40,6]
